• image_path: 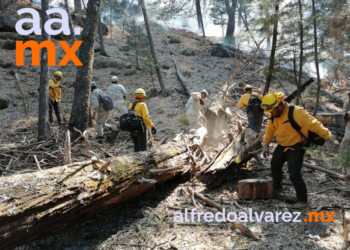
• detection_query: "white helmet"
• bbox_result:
[111,76,118,82]
[91,81,97,87]
[201,89,209,97]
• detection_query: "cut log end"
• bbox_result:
[238,179,274,199]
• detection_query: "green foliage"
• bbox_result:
[332,147,350,170]
[210,0,227,37]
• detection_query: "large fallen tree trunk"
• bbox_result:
[310,84,344,107]
[200,129,264,190]
[0,140,192,250]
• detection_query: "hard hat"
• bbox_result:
[134,88,147,97]
[111,76,118,82]
[261,93,278,113]
[54,71,63,77]
[201,89,209,97]
[243,85,253,92]
[91,81,97,87]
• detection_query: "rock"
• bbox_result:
[169,36,181,44]
[0,59,13,68]
[2,39,16,50]
[93,58,125,69]
[180,49,196,56]
[124,68,141,75]
[210,44,240,58]
[0,96,10,110]
[162,60,171,69]
[119,45,130,52]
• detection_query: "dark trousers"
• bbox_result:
[131,129,147,152]
[271,144,307,202]
[247,110,262,132]
[49,99,61,123]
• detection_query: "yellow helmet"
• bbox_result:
[244,85,253,92]
[134,88,147,98]
[261,93,278,113]
[54,71,63,77]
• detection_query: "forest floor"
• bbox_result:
[0,15,349,250]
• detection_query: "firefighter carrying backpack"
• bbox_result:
[246,93,263,113]
[119,102,143,132]
[270,105,326,147]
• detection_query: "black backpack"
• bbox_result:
[246,93,263,113]
[119,102,143,132]
[271,105,325,147]
[99,91,114,111]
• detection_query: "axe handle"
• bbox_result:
[58,101,67,124]
[148,127,154,145]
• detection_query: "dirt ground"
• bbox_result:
[0,14,350,250]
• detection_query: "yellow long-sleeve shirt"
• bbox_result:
[237,92,262,108]
[49,79,61,102]
[128,101,155,128]
[263,102,333,147]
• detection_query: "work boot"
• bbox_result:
[109,127,119,140]
[291,201,308,210]
[96,135,105,144]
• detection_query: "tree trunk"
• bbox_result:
[195,0,205,37]
[0,141,190,250]
[38,0,49,142]
[225,0,237,39]
[312,0,321,117]
[284,78,315,103]
[64,0,75,42]
[264,1,279,94]
[296,0,304,105]
[140,0,166,95]
[98,14,108,56]
[74,0,82,13]
[237,179,274,199]
[68,0,101,139]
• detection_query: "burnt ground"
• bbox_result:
[0,13,349,250]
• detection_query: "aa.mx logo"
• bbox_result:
[15,8,82,66]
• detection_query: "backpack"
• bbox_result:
[99,91,114,111]
[271,105,325,147]
[246,93,263,113]
[119,102,143,132]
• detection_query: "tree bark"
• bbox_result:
[140,0,166,95]
[196,0,205,37]
[296,0,304,105]
[0,141,190,250]
[74,0,83,13]
[98,14,108,56]
[225,0,237,39]
[38,0,49,142]
[264,1,279,94]
[312,0,321,116]
[64,0,75,42]
[68,0,101,139]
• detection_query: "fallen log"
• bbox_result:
[0,140,192,250]
[237,179,274,199]
[284,78,315,103]
[344,209,350,247]
[315,113,345,127]
[200,129,264,189]
[310,84,344,107]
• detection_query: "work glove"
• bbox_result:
[151,127,156,134]
[199,99,204,105]
[58,98,61,103]
[325,137,339,150]
[262,144,269,158]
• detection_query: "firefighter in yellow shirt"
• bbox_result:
[237,85,263,132]
[261,92,336,209]
[128,88,156,152]
[48,71,65,125]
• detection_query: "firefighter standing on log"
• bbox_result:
[237,85,263,132]
[261,92,338,209]
[186,90,208,130]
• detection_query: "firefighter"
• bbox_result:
[261,92,337,209]
[341,91,350,149]
[237,85,263,132]
[186,90,208,129]
[48,71,65,125]
[90,81,118,143]
[108,76,128,121]
[129,88,156,152]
